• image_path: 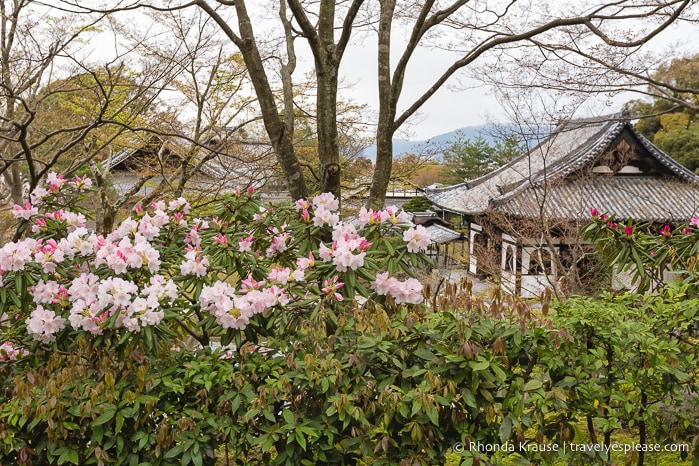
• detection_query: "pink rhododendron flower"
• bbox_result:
[296,252,315,270]
[46,172,66,192]
[213,233,228,247]
[319,242,334,261]
[240,275,265,293]
[311,193,340,227]
[26,306,66,343]
[168,197,191,214]
[312,207,339,227]
[68,273,101,304]
[69,299,106,334]
[186,225,201,246]
[372,272,393,295]
[0,238,37,272]
[390,278,423,304]
[381,205,410,224]
[266,232,290,257]
[0,341,27,361]
[358,207,383,226]
[239,235,254,252]
[312,193,339,212]
[200,281,236,318]
[301,209,311,223]
[70,174,92,190]
[690,217,699,227]
[33,239,64,274]
[31,280,62,305]
[403,225,431,253]
[659,224,672,238]
[12,202,38,220]
[268,267,292,284]
[97,277,139,310]
[137,216,161,240]
[142,275,178,309]
[295,199,311,211]
[321,275,344,302]
[291,268,305,282]
[30,187,49,205]
[371,272,424,305]
[171,211,186,226]
[180,248,209,277]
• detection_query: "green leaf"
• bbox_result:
[469,360,489,371]
[523,379,542,391]
[115,411,124,434]
[295,429,307,451]
[94,405,117,426]
[166,443,185,459]
[463,389,477,409]
[499,416,512,442]
[413,348,435,361]
[282,408,295,426]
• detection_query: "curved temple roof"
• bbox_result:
[425,116,699,222]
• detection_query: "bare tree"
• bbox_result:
[192,0,309,201]
[59,1,697,208]
[0,1,113,204]
[122,7,272,196]
[476,3,699,115]
[368,0,697,208]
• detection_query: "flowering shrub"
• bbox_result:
[2,182,695,465]
[585,207,699,292]
[0,173,437,465]
[0,174,429,349]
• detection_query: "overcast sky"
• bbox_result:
[87,3,699,142]
[339,20,698,141]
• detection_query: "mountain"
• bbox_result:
[361,124,497,160]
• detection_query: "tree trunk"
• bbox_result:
[368,0,397,210]
[200,0,308,201]
[315,1,341,199]
[317,67,341,199]
[233,1,308,201]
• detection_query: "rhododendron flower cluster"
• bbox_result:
[318,223,372,272]
[371,272,424,305]
[12,202,38,221]
[321,275,345,302]
[403,225,431,253]
[311,193,340,227]
[357,205,411,226]
[0,341,27,361]
[0,239,37,272]
[25,306,66,343]
[180,247,209,277]
[199,280,289,330]
[1,174,432,348]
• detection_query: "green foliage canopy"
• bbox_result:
[441,133,522,185]
[631,54,699,172]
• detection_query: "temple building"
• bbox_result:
[425,115,699,297]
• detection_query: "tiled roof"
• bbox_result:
[425,116,699,222]
[495,177,699,222]
[424,223,463,244]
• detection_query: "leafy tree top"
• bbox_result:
[441,132,523,185]
[631,54,699,172]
